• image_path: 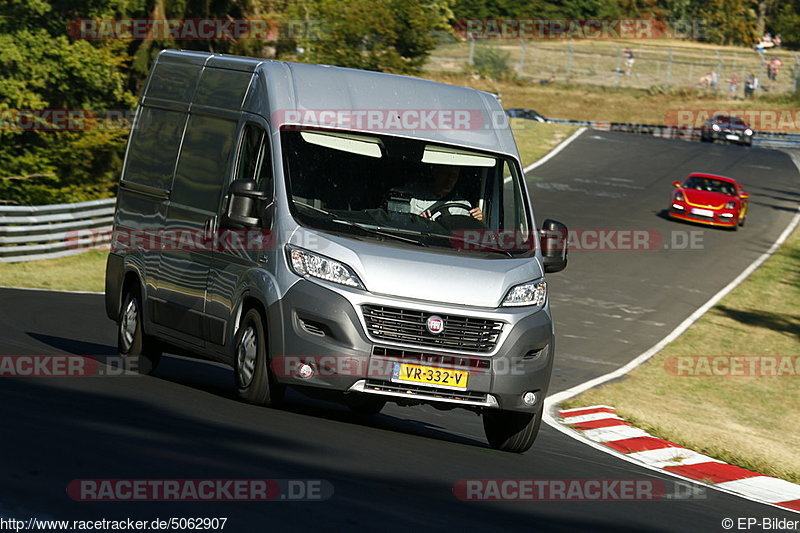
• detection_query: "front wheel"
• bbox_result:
[234,308,285,407]
[118,289,161,374]
[483,404,543,453]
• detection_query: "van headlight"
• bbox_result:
[287,246,365,289]
[502,280,547,307]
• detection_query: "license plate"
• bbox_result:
[391,363,468,390]
[726,134,739,141]
[691,208,714,217]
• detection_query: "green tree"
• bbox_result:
[125,0,289,96]
[768,1,800,47]
[290,0,454,74]
[0,0,137,204]
[698,0,758,46]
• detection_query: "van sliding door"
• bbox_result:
[151,113,238,345]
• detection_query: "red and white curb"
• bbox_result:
[559,405,800,513]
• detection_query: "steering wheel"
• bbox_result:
[427,201,474,219]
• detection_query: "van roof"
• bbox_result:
[154,49,520,159]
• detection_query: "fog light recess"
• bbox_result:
[298,363,314,379]
[522,391,538,406]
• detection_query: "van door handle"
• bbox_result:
[203,216,217,243]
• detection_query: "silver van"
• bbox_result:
[105,50,568,452]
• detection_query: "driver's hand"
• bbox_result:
[420,210,432,219]
[470,207,484,221]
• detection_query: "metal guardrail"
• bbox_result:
[0,198,115,263]
[543,116,800,148]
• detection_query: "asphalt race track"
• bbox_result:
[1,131,799,532]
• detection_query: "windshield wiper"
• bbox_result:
[444,232,515,257]
[294,202,428,247]
[374,225,515,257]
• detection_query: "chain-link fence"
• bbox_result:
[427,39,800,97]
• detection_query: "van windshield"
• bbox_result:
[280,128,534,256]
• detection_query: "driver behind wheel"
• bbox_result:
[391,165,484,221]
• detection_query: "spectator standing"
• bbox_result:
[623,48,634,76]
[768,57,781,81]
[729,74,739,98]
[744,74,756,98]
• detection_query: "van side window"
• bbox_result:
[502,161,529,232]
[235,124,272,195]
[123,107,185,189]
[257,134,273,195]
[172,115,237,212]
[194,69,252,109]
[147,63,201,102]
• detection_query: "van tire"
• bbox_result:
[234,308,285,407]
[344,394,386,416]
[118,290,161,375]
[483,404,543,453]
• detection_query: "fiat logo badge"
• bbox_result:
[426,315,444,335]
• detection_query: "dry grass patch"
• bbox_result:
[564,226,800,483]
[0,250,108,292]
[425,72,800,129]
[509,119,578,166]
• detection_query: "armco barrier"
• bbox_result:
[0,198,115,263]
[537,114,800,148]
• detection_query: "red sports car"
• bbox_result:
[668,173,749,230]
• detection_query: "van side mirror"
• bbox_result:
[223,179,271,229]
[540,219,568,273]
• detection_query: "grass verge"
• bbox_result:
[0,250,108,292]
[563,225,800,483]
[510,118,578,166]
[0,121,574,292]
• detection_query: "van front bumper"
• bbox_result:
[272,279,555,413]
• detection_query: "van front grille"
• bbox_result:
[363,379,488,403]
[372,347,490,370]
[362,305,503,353]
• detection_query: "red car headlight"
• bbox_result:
[675,192,685,202]
[725,201,736,209]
